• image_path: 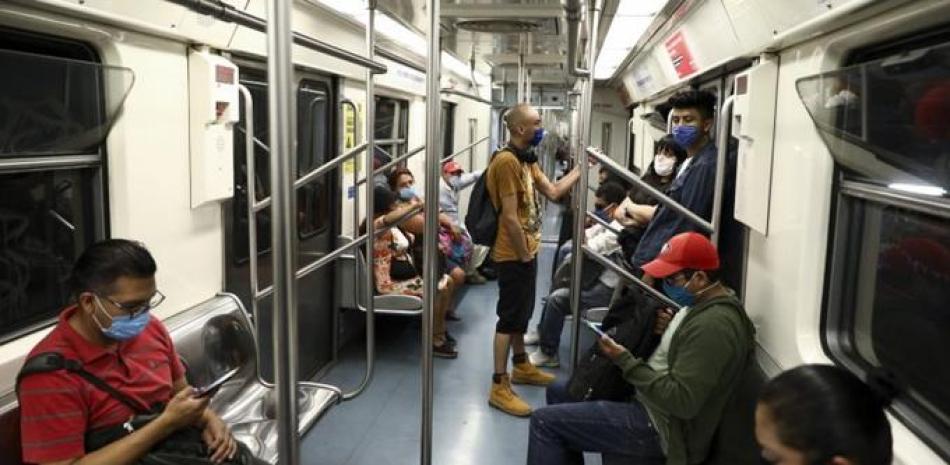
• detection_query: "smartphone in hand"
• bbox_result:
[585,320,608,338]
[194,367,240,398]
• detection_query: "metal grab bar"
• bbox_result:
[586,147,715,233]
[255,205,423,300]
[581,245,682,311]
[422,1,440,462]
[165,0,388,74]
[711,96,735,247]
[234,125,271,153]
[253,142,369,213]
[568,0,601,370]
[584,211,622,235]
[266,0,299,461]
[349,0,379,402]
[355,144,427,187]
[440,88,493,105]
[441,136,489,163]
[239,84,261,328]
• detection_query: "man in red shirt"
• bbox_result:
[18,239,238,465]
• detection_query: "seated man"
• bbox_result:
[527,182,627,368]
[527,232,755,465]
[630,89,720,271]
[439,160,490,284]
[17,239,247,465]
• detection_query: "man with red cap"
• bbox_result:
[527,232,755,465]
[439,160,490,283]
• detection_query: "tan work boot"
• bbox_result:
[488,374,532,417]
[511,361,556,386]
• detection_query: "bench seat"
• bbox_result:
[0,293,340,465]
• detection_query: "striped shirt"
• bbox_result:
[18,305,185,463]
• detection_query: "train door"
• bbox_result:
[225,67,338,380]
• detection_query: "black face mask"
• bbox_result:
[508,143,538,164]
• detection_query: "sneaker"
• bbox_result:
[529,350,560,368]
[488,374,532,417]
[444,332,457,348]
[433,343,458,359]
[523,330,540,346]
[465,272,487,284]
[511,361,555,386]
[446,311,461,322]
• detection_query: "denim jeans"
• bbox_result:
[537,282,614,356]
[527,380,665,465]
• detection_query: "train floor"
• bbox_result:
[303,220,603,464]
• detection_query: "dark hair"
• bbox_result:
[759,364,895,465]
[373,185,396,216]
[667,89,717,120]
[70,239,157,298]
[595,182,626,205]
[655,135,687,163]
[387,167,414,191]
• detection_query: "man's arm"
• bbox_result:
[500,193,531,261]
[534,164,581,201]
[35,386,209,465]
[452,170,482,190]
[612,312,746,419]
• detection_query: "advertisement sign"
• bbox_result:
[665,31,697,78]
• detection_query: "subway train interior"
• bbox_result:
[0,0,947,464]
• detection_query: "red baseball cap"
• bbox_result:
[641,232,720,278]
[442,161,463,175]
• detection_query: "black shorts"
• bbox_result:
[495,258,537,334]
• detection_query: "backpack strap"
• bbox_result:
[17,352,148,414]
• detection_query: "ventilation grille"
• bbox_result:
[455,19,540,33]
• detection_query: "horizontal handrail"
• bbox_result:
[235,125,271,153]
[441,136,489,163]
[257,205,423,300]
[253,142,370,213]
[586,147,714,233]
[375,138,406,146]
[584,211,622,235]
[356,144,426,187]
[440,88,494,106]
[164,0,388,74]
[581,245,681,310]
[295,142,368,188]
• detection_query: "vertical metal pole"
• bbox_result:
[711,95,735,247]
[421,0,440,463]
[568,0,601,370]
[346,0,378,402]
[239,84,260,326]
[517,34,526,103]
[525,70,532,105]
[267,0,299,463]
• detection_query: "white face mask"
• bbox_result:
[653,154,676,176]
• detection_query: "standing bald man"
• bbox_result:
[486,103,585,416]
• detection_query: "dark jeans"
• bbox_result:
[527,380,665,465]
[537,282,614,356]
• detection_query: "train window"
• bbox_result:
[441,102,455,157]
[813,36,950,460]
[796,40,950,191]
[297,80,331,238]
[0,29,120,343]
[374,96,408,165]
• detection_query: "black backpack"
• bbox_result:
[566,289,662,402]
[465,150,502,246]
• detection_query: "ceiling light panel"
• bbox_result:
[594,0,666,80]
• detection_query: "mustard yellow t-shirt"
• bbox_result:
[486,149,543,262]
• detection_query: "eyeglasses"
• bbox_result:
[96,290,166,317]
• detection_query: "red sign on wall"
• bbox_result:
[665,31,696,78]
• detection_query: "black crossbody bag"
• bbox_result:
[17,352,264,465]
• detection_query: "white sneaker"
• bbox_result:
[529,350,560,368]
[524,330,540,346]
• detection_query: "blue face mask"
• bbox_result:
[672,125,701,149]
[398,186,416,201]
[93,297,150,341]
[594,206,611,222]
[663,279,695,308]
[529,128,546,147]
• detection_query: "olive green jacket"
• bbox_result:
[613,294,755,465]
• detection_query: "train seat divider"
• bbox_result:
[0,293,341,465]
